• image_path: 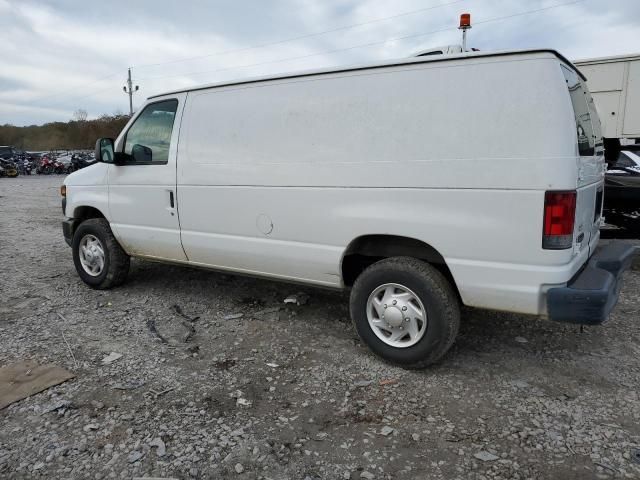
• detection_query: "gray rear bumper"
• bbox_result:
[547,241,637,325]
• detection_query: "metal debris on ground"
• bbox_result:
[172,304,200,321]
[181,320,196,343]
[101,352,122,365]
[40,399,75,416]
[55,312,79,370]
[144,387,175,400]
[146,318,168,344]
[283,293,309,306]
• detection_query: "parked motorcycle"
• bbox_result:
[52,158,66,174]
[16,157,33,175]
[37,155,56,174]
[0,158,19,177]
[69,154,97,172]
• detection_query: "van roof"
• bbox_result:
[148,48,584,99]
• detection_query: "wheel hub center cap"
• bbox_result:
[385,306,404,327]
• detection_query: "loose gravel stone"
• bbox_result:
[474,451,499,462]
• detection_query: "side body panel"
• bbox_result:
[172,53,603,315]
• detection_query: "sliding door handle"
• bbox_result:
[169,191,175,208]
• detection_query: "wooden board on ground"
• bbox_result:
[0,360,75,410]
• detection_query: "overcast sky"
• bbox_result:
[1,0,638,126]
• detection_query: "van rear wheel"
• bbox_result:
[349,257,460,368]
[72,218,130,289]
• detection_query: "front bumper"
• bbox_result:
[62,218,78,247]
[547,241,637,325]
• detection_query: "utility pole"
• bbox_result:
[123,68,139,116]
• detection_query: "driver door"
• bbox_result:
[108,95,187,261]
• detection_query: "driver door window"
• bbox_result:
[124,99,178,164]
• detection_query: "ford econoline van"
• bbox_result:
[61,49,636,367]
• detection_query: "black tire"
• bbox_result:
[350,257,460,368]
[72,218,130,289]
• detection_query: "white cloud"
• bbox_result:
[0,0,639,126]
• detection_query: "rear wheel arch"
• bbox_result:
[341,234,458,295]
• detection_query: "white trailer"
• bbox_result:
[574,53,640,143]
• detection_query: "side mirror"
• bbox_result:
[95,138,115,164]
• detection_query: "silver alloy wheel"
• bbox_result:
[78,234,105,277]
[366,283,427,348]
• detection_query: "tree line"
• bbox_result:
[0,114,131,151]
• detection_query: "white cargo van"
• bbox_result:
[62,49,636,367]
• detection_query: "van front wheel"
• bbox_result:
[349,257,460,368]
[72,218,130,289]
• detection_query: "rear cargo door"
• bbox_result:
[561,65,604,256]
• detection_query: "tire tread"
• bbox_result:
[350,256,460,368]
[73,218,129,289]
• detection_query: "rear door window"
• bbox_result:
[561,65,596,156]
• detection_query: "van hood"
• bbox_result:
[64,162,108,186]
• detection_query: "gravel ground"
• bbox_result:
[1,175,640,480]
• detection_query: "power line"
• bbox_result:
[22,0,584,111]
[139,0,585,83]
[132,0,467,70]
[20,0,465,109]
[42,83,121,110]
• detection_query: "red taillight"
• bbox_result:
[543,191,576,250]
